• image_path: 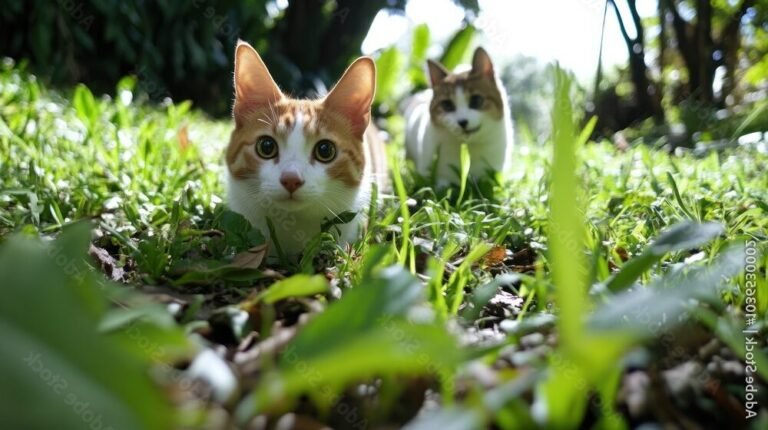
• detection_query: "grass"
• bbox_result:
[1,58,767,429]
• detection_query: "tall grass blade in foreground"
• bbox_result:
[536,65,628,429]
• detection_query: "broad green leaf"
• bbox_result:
[410,24,431,63]
[375,47,405,104]
[218,210,265,251]
[320,210,358,232]
[606,221,724,292]
[407,24,431,87]
[236,266,461,421]
[52,221,106,319]
[171,265,267,286]
[440,25,476,70]
[255,274,329,304]
[0,228,172,430]
[72,84,98,129]
[284,265,424,359]
[239,320,460,420]
[590,244,745,338]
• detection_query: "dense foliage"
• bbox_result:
[1,49,766,428]
[594,0,768,143]
[1,0,767,428]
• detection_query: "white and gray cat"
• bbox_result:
[404,47,513,187]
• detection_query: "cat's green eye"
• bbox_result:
[313,139,337,163]
[469,94,484,109]
[440,99,456,112]
[255,135,278,159]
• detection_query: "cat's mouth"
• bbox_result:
[276,195,310,208]
[461,125,481,135]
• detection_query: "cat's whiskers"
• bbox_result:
[256,112,272,127]
[319,202,341,220]
[322,188,362,219]
[268,102,279,130]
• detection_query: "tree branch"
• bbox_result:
[665,0,693,67]
[726,0,755,33]
[608,0,634,47]
[627,0,644,44]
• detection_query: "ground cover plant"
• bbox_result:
[1,39,767,430]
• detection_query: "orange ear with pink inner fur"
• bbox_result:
[323,57,376,139]
[233,41,283,121]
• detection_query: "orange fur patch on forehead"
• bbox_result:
[227,98,365,187]
[228,100,306,166]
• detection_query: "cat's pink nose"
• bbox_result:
[280,171,305,193]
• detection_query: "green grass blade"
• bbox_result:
[666,172,696,220]
[548,65,587,345]
[391,157,412,269]
[457,143,470,204]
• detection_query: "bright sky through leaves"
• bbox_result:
[363,0,657,80]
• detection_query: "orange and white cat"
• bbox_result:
[404,47,512,187]
[226,41,387,258]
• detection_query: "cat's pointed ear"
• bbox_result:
[233,40,282,117]
[471,47,495,80]
[324,57,376,138]
[427,59,449,87]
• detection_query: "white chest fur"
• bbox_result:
[226,169,371,258]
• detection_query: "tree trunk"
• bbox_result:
[720,0,755,105]
[694,0,715,103]
[280,0,326,71]
[657,0,667,99]
[608,0,665,124]
[276,0,392,93]
[665,0,753,105]
[319,0,389,77]
[666,0,697,100]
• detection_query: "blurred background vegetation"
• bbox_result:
[591,0,768,147]
[1,2,767,429]
[2,0,766,146]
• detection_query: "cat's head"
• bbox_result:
[227,41,376,212]
[427,47,504,137]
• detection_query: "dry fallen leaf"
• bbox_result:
[231,244,268,270]
[177,125,190,152]
[88,244,125,281]
[482,245,507,267]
